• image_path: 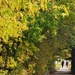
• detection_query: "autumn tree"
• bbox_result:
[0,0,75,75]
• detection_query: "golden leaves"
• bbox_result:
[52,4,69,18]
[0,0,2,7]
[28,2,39,15]
[40,0,47,10]
[7,57,17,68]
[0,56,3,64]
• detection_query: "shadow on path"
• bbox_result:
[51,71,72,75]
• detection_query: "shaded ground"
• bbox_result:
[51,71,72,75]
[51,63,72,75]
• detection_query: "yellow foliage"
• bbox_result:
[17,51,30,63]
[17,57,24,63]
[61,13,66,17]
[7,57,17,69]
[27,63,36,74]
[53,5,58,9]
[28,2,39,15]
[63,5,69,16]
[52,5,69,18]
[22,69,28,75]
[0,56,3,64]
[60,5,69,17]
[0,0,2,5]
[22,24,28,30]
[40,1,47,10]
[25,41,30,46]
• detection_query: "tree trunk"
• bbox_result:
[71,47,75,74]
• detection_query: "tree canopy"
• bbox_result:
[0,0,75,75]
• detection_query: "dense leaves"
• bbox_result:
[0,0,75,75]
